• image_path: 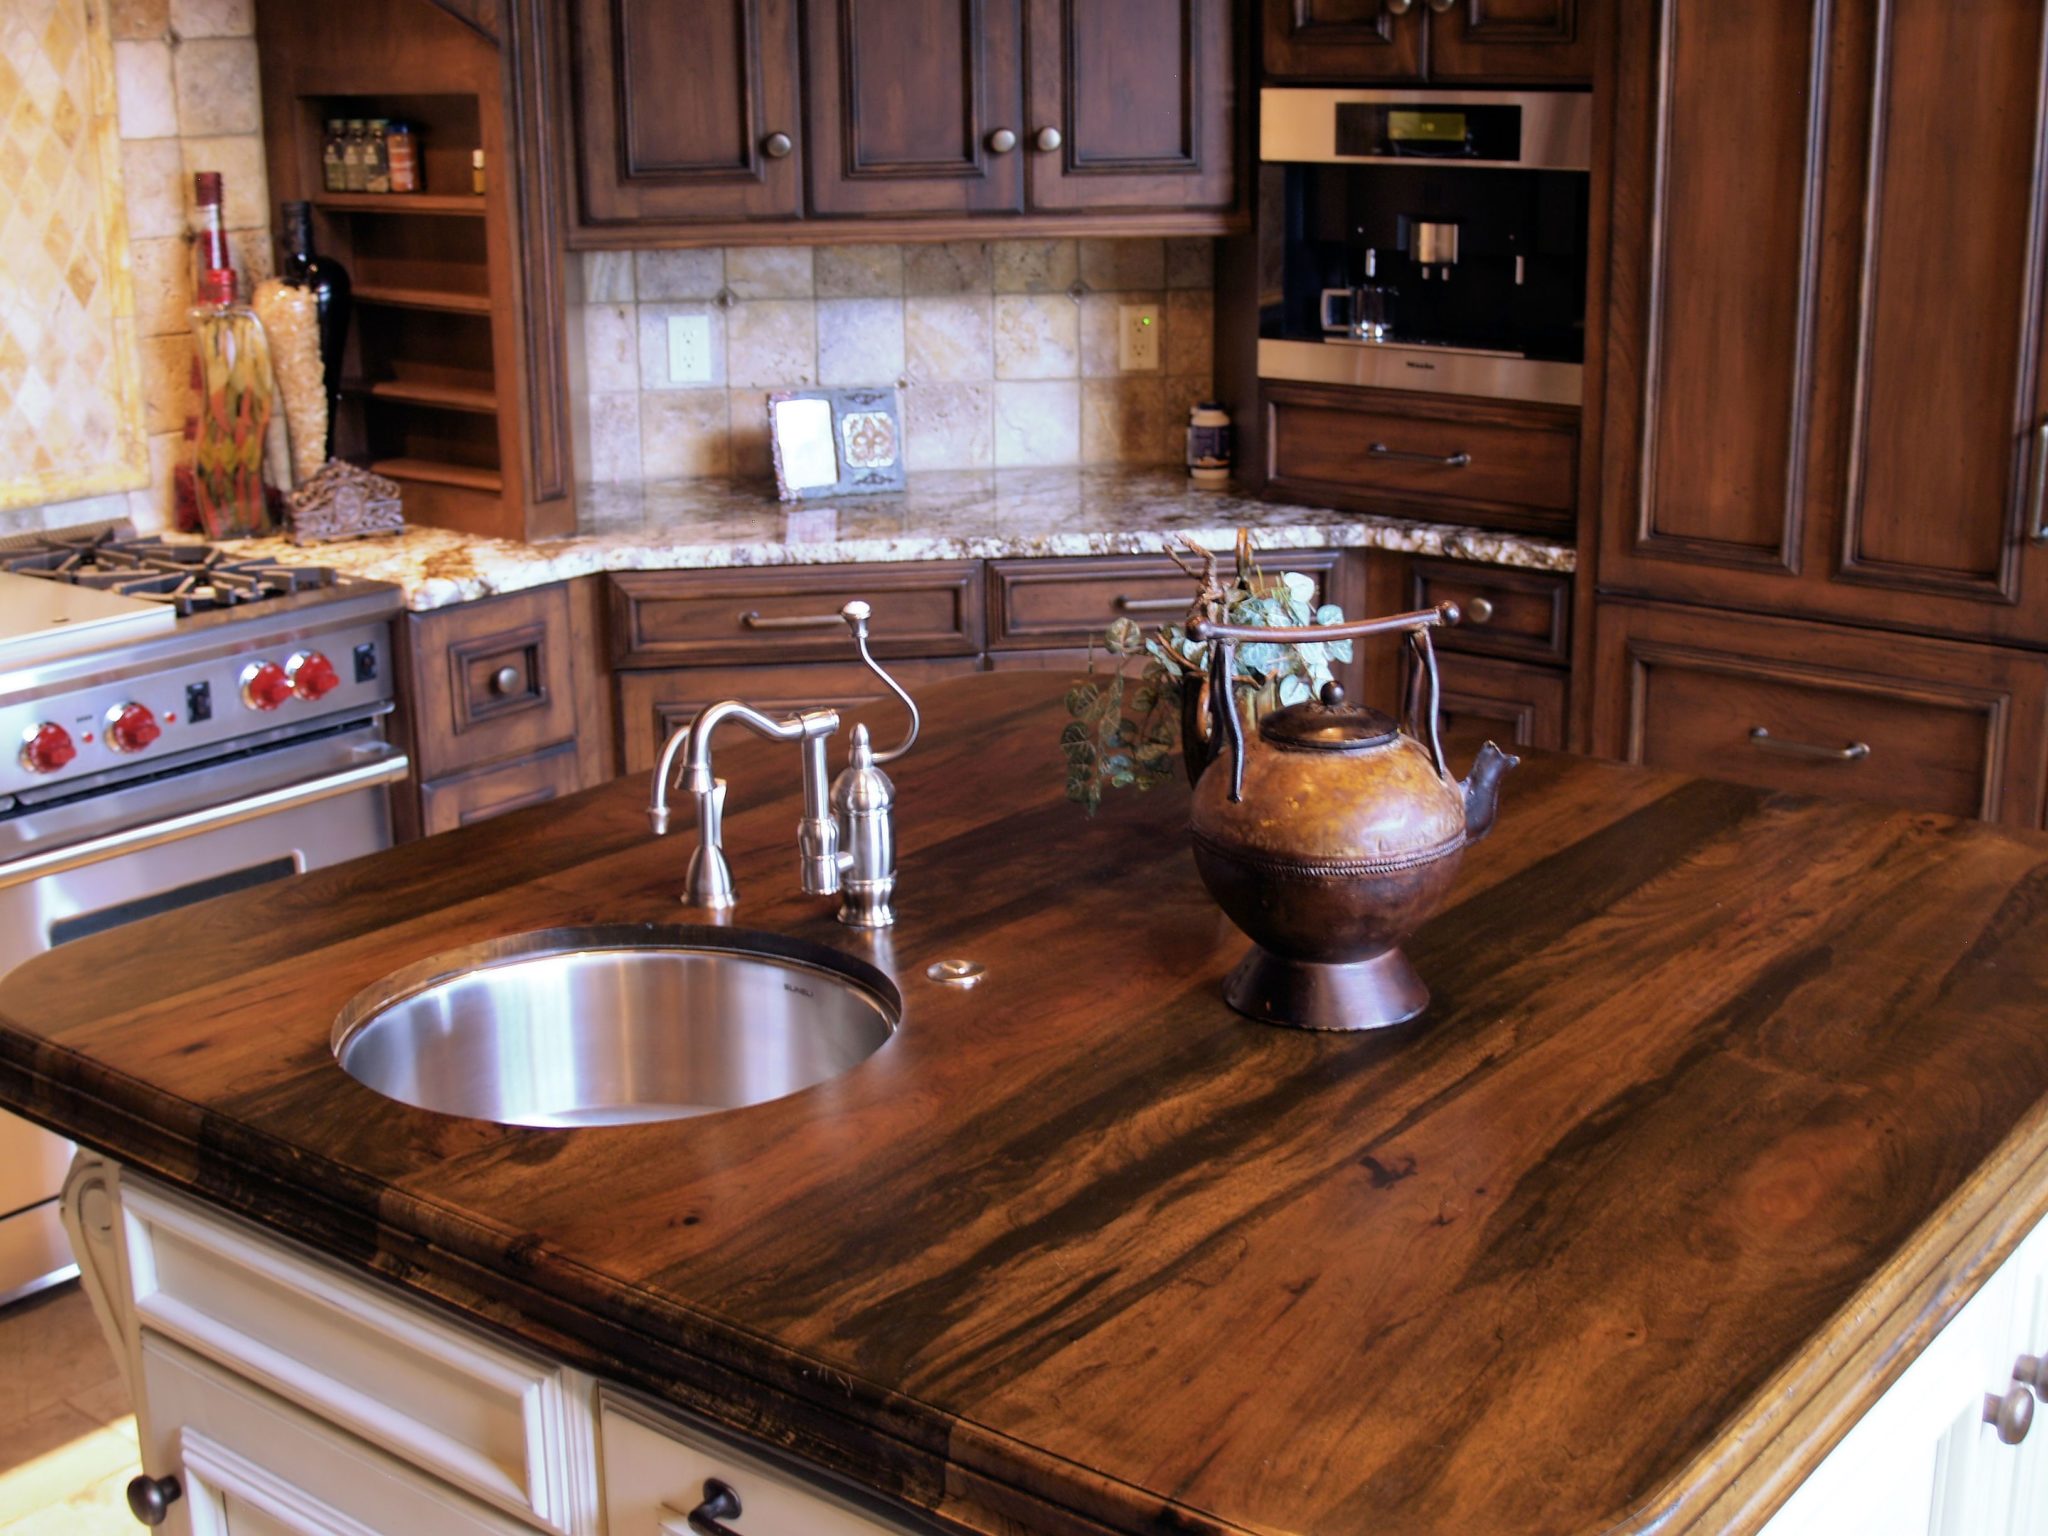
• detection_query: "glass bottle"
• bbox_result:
[385,120,419,193]
[321,119,347,193]
[192,171,231,273]
[364,119,391,194]
[187,266,279,539]
[278,201,352,459]
[342,120,368,192]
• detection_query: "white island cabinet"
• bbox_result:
[62,1153,2048,1536]
[62,1158,919,1536]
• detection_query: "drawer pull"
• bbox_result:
[739,610,850,632]
[1466,597,1496,624]
[1369,442,1470,468]
[1987,1381,2035,1445]
[1114,594,1193,614]
[1748,726,1871,763]
[2029,420,2048,543]
[489,665,521,695]
[125,1473,181,1526]
[2017,1353,2048,1399]
[686,1479,744,1535]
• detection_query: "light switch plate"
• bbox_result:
[1118,303,1160,371]
[666,314,713,384]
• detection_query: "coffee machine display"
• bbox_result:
[1257,90,1592,406]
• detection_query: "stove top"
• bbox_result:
[1,532,339,617]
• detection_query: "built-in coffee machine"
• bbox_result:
[1257,89,1592,406]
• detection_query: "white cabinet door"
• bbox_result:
[137,1332,544,1536]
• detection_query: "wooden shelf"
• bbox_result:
[346,378,498,414]
[353,284,492,316]
[370,457,502,492]
[313,192,486,217]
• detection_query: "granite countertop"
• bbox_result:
[229,467,1576,611]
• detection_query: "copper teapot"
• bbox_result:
[1186,602,1516,1031]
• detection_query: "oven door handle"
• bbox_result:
[0,752,412,894]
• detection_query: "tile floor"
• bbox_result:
[0,1283,141,1534]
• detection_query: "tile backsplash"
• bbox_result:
[570,237,1216,484]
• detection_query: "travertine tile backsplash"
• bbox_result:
[570,237,1216,485]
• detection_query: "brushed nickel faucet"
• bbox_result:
[647,601,918,927]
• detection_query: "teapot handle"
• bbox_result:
[1404,625,1452,782]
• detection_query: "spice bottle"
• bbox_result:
[321,120,347,193]
[471,148,486,195]
[364,119,391,194]
[385,121,419,193]
[1187,402,1233,488]
[188,261,279,539]
[342,120,368,191]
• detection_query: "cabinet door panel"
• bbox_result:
[570,0,803,224]
[1428,0,1596,85]
[1024,0,1236,214]
[1263,0,1423,82]
[1838,0,2048,610]
[804,0,1024,216]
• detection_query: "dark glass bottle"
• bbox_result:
[278,201,352,458]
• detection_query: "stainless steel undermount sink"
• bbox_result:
[332,925,899,1127]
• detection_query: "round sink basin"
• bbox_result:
[332,925,899,1127]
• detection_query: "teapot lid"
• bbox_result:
[1257,682,1398,752]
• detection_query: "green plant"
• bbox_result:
[1060,533,1353,812]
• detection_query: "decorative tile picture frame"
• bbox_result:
[767,387,907,501]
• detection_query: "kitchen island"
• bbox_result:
[4,673,2048,1535]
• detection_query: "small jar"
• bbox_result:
[342,120,368,191]
[471,147,486,195]
[1187,401,1232,488]
[363,119,391,194]
[385,121,419,193]
[320,120,347,193]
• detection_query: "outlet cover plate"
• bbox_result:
[1118,304,1160,371]
[666,314,713,384]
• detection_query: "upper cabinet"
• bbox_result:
[1263,0,1595,85]
[1596,0,2048,650]
[567,0,1240,242]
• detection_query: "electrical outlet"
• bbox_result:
[1118,304,1160,372]
[666,314,713,384]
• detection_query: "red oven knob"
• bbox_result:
[240,660,293,711]
[18,722,77,774]
[287,651,339,701]
[105,703,161,754]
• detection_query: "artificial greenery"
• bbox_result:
[1060,533,1353,812]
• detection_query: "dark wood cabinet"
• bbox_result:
[1598,0,2048,651]
[803,0,1023,217]
[568,0,803,226]
[570,0,1240,240]
[1263,0,1592,85]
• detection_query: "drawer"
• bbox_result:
[406,584,581,781]
[618,657,981,773]
[600,1390,915,1536]
[117,1176,589,1532]
[1263,383,1578,536]
[1431,652,1568,764]
[1408,559,1571,665]
[420,740,583,836]
[1593,602,2048,826]
[988,551,1343,650]
[139,1335,541,1536]
[609,563,984,667]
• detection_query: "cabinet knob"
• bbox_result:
[685,1478,743,1535]
[1986,1381,2035,1446]
[987,127,1017,154]
[1034,126,1063,153]
[1466,597,1496,625]
[126,1474,182,1526]
[762,131,794,160]
[490,665,522,696]
[1386,0,1416,12]
[1425,0,1456,10]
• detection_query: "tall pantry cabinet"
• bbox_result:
[1590,0,2048,827]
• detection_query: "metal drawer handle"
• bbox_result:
[126,1474,181,1526]
[1114,594,1192,613]
[1748,727,1871,763]
[2029,420,2048,543]
[1369,442,1471,468]
[688,1479,743,1535]
[739,609,851,631]
[1466,597,1495,624]
[489,665,521,695]
[1988,1382,2035,1445]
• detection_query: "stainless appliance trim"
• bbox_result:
[0,751,409,893]
[1260,88,1593,170]
[1258,337,1582,406]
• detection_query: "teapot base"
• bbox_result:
[1222,945,1430,1032]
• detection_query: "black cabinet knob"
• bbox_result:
[687,1478,744,1535]
[126,1474,182,1526]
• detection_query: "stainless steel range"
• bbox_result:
[0,529,408,1304]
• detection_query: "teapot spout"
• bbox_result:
[1460,741,1520,843]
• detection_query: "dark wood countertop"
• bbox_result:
[6,674,2048,1536]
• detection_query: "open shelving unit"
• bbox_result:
[253,0,573,541]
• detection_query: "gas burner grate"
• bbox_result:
[2,534,335,617]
